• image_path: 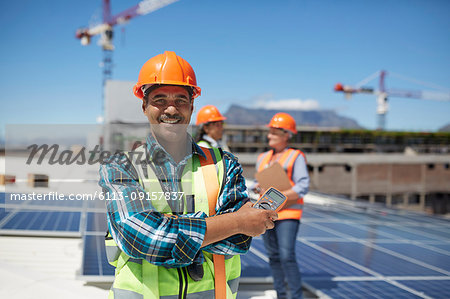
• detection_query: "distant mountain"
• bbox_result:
[224,105,363,129]
[438,123,450,132]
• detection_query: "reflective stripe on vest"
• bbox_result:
[106,145,241,298]
[256,148,306,221]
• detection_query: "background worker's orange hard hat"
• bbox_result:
[196,105,227,125]
[267,112,297,134]
[133,51,202,100]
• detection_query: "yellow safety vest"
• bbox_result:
[105,145,241,298]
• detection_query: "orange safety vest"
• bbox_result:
[256,148,306,220]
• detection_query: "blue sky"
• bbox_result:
[1,0,450,139]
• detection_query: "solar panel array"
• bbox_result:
[0,193,87,236]
[2,191,449,298]
[245,199,450,298]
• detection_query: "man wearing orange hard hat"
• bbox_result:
[195,105,229,150]
[99,51,277,299]
[255,112,310,299]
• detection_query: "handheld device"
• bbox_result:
[253,187,287,212]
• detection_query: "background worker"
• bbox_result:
[195,105,229,150]
[255,112,309,299]
[100,51,277,299]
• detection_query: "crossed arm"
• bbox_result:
[99,152,276,267]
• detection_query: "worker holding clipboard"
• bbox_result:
[254,112,310,299]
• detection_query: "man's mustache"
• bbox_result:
[159,114,183,122]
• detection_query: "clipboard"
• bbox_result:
[255,162,291,191]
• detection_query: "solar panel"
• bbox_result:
[240,237,271,278]
[81,235,115,277]
[398,280,450,299]
[305,280,425,299]
[85,212,107,232]
[0,193,9,222]
[2,211,80,231]
[405,225,450,238]
[249,238,370,278]
[0,190,108,236]
[375,225,440,241]
[432,244,450,251]
[310,240,443,276]
[375,243,450,272]
[0,192,85,236]
[79,212,115,278]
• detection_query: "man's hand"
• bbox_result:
[202,202,278,247]
[235,202,278,237]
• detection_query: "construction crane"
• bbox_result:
[334,70,450,130]
[75,0,178,119]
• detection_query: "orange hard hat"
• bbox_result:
[196,105,227,125]
[267,112,297,134]
[133,51,201,100]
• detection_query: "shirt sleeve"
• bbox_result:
[99,153,207,268]
[201,151,252,255]
[291,154,310,198]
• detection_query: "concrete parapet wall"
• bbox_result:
[425,163,450,192]
[313,165,352,194]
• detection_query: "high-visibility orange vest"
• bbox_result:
[256,148,306,220]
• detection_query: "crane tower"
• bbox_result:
[75,0,178,117]
[334,70,450,130]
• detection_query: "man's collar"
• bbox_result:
[145,133,206,162]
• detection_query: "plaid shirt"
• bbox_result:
[99,134,251,268]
